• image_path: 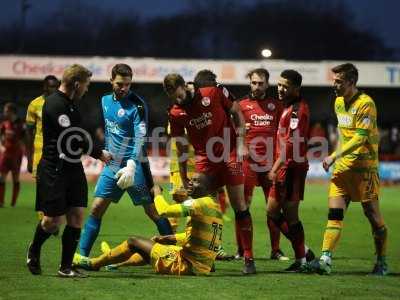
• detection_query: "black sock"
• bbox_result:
[60,225,81,270]
[31,222,52,255]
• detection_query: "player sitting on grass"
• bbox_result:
[167,80,232,261]
[92,188,192,271]
[74,175,224,275]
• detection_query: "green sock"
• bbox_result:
[321,251,332,258]
[377,256,386,264]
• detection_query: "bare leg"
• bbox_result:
[362,200,387,260]
[127,235,155,263]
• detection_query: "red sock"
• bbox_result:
[218,191,227,214]
[234,222,243,256]
[0,182,5,206]
[235,210,253,259]
[267,216,281,252]
[288,222,305,259]
[11,181,20,207]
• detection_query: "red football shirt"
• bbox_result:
[0,119,25,157]
[239,96,283,165]
[169,86,237,160]
[276,98,309,167]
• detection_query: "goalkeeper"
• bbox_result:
[74,176,224,276]
[78,64,172,258]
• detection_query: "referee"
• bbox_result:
[26,64,111,278]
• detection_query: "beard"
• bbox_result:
[252,89,265,98]
[115,90,129,99]
[334,88,343,97]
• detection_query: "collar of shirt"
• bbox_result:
[344,91,362,110]
[55,90,73,103]
[113,91,132,102]
[285,96,302,108]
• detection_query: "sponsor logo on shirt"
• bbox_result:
[188,112,213,129]
[105,119,120,134]
[250,113,274,126]
[337,114,353,127]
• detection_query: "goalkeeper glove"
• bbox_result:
[115,159,136,189]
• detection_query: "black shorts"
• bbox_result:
[35,159,88,217]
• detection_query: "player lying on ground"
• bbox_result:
[74,175,224,275]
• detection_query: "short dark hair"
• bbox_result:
[4,102,17,114]
[331,63,358,84]
[194,69,217,88]
[280,69,302,87]
[247,68,270,81]
[111,64,133,79]
[44,75,58,83]
[163,73,185,95]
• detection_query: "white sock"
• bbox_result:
[320,255,332,265]
[297,257,306,264]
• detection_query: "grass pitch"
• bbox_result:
[0,182,399,300]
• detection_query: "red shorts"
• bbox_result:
[195,150,244,189]
[0,153,22,173]
[270,165,308,202]
[243,159,272,203]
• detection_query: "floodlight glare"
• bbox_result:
[261,49,272,58]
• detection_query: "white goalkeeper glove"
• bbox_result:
[115,159,136,189]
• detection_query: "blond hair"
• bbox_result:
[62,64,92,87]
